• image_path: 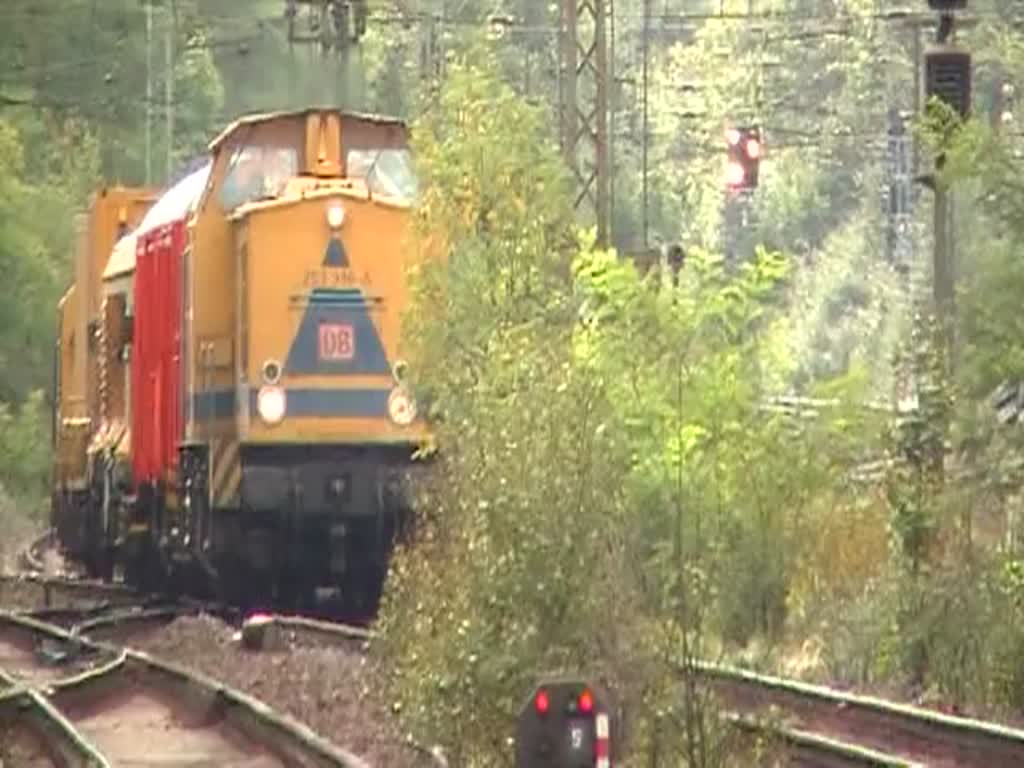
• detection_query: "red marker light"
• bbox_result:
[725,127,741,145]
[578,689,594,714]
[535,689,550,715]
[746,138,761,158]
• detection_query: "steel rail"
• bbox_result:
[0,610,375,767]
[700,661,1024,766]
[728,713,924,767]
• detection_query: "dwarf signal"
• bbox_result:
[725,126,761,190]
[516,678,617,767]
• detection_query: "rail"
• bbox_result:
[0,610,376,767]
[700,661,1024,766]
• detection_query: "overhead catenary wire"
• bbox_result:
[0,2,1000,166]
[0,3,985,90]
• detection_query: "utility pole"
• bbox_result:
[921,1,972,368]
[145,0,153,185]
[912,24,922,184]
[421,12,442,84]
[641,0,650,249]
[558,0,613,247]
[608,2,616,244]
[165,0,176,181]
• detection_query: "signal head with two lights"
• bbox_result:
[515,677,617,767]
[725,125,762,190]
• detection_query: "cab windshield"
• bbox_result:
[220,144,298,210]
[347,148,417,203]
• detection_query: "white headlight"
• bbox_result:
[387,387,417,426]
[327,202,345,229]
[257,385,286,425]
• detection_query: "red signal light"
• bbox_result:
[578,689,594,714]
[745,138,761,158]
[535,689,550,715]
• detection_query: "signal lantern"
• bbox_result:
[535,689,550,715]
[578,689,594,714]
[516,678,618,768]
[725,125,762,190]
[725,161,746,187]
[925,46,972,120]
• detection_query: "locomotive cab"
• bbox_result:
[124,109,431,614]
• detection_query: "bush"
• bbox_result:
[0,389,51,508]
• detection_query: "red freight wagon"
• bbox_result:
[131,220,184,487]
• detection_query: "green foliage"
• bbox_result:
[378,53,636,766]
[9,0,1024,741]
[885,317,951,573]
[575,244,803,647]
[0,391,51,507]
[378,50,899,764]
[645,0,913,390]
[0,2,229,515]
[2,0,224,184]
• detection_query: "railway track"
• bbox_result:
[19,531,1024,765]
[3,533,441,767]
[704,662,1024,766]
[0,610,373,767]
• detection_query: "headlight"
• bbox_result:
[327,201,345,229]
[257,385,286,425]
[387,387,417,426]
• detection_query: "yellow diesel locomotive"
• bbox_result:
[52,108,429,614]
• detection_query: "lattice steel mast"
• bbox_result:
[558,0,612,247]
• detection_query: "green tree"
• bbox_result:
[377,50,641,765]
[377,44,890,763]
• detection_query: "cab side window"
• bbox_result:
[220,145,298,210]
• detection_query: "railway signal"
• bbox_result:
[725,126,761,190]
[926,47,972,120]
[515,678,617,767]
[924,0,971,122]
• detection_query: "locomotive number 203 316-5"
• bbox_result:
[319,323,355,361]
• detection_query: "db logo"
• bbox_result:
[318,323,355,361]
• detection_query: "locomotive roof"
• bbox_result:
[208,108,407,152]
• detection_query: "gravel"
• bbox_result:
[132,615,435,767]
[0,510,39,575]
[0,555,441,766]
[0,581,49,613]
[0,721,55,767]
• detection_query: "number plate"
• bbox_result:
[569,724,585,751]
[318,323,355,361]
[566,719,592,754]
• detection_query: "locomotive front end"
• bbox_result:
[238,185,423,448]
[182,111,429,613]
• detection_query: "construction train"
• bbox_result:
[50,108,430,614]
